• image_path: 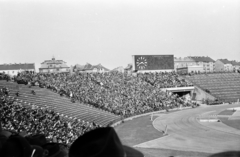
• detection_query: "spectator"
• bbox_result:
[31,90,36,95]
[15,71,194,118]
[69,127,143,157]
[16,91,19,97]
[0,90,99,146]
[0,70,197,156]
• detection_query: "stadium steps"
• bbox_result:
[213,91,240,95]
[184,73,240,102]
[6,90,116,125]
[208,87,240,91]
[11,95,116,125]
[11,95,111,125]
[0,80,120,126]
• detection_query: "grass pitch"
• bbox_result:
[219,117,240,130]
[218,110,235,116]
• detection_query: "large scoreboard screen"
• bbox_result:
[133,55,174,70]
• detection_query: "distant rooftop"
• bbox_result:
[219,59,232,64]
[174,57,195,61]
[0,63,35,70]
[188,56,215,62]
[75,63,109,71]
[41,57,66,64]
[111,66,124,72]
[219,59,240,66]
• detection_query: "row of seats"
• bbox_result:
[0,80,120,126]
[185,73,240,102]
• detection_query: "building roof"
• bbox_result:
[219,59,240,66]
[0,63,35,70]
[111,66,124,72]
[189,56,215,62]
[75,63,109,71]
[174,57,195,62]
[74,64,85,71]
[84,63,93,70]
[41,57,66,64]
[231,61,240,66]
[219,59,232,64]
[124,64,132,70]
[40,57,69,69]
[39,63,69,69]
[92,64,109,71]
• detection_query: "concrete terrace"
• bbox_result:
[0,80,120,126]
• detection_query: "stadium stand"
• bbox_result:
[184,73,240,102]
[0,88,100,147]
[0,71,195,156]
[0,81,120,126]
[13,71,193,117]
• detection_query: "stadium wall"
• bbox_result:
[111,106,193,127]
[194,86,216,103]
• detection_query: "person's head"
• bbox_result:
[25,134,47,147]
[0,121,2,132]
[69,127,144,157]
[42,143,68,157]
[1,135,45,157]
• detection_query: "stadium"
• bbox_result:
[1,1,240,156]
[0,54,240,157]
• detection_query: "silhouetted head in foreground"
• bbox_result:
[69,127,144,157]
[209,151,240,157]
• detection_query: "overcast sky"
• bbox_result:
[0,0,239,71]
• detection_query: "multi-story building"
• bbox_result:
[215,59,240,72]
[189,56,215,72]
[74,63,109,72]
[174,57,196,70]
[232,61,240,72]
[39,57,70,73]
[0,63,35,76]
[174,56,215,72]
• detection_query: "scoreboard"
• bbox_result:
[133,55,174,71]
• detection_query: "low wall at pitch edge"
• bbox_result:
[194,86,216,103]
[199,119,220,122]
[111,106,193,127]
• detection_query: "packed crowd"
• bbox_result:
[0,73,10,81]
[15,71,194,117]
[0,71,197,156]
[180,70,240,76]
[141,72,193,88]
[0,88,99,146]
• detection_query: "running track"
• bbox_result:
[134,103,240,154]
